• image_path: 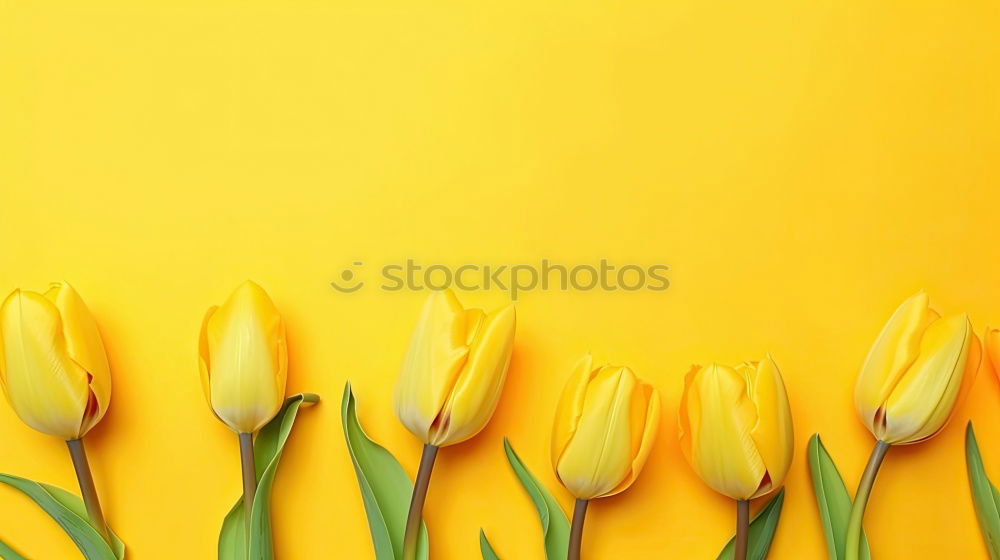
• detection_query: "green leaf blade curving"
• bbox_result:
[219,392,320,560]
[808,434,871,560]
[503,438,570,560]
[716,488,784,560]
[479,529,501,560]
[966,422,1000,560]
[0,474,125,560]
[341,383,428,560]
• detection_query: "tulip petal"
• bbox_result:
[883,313,976,444]
[44,283,112,435]
[741,356,793,498]
[682,364,766,500]
[555,366,637,500]
[0,290,90,440]
[432,303,515,446]
[393,290,470,443]
[550,354,596,469]
[605,381,660,497]
[855,292,939,432]
[204,281,287,433]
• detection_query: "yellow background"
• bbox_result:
[1,1,999,558]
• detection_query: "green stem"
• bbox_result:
[239,432,257,542]
[402,444,438,560]
[568,499,589,560]
[845,440,890,560]
[66,438,111,546]
[734,499,750,560]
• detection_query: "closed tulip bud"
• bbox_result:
[0,282,112,441]
[199,281,287,434]
[854,292,980,445]
[551,355,661,501]
[394,290,516,447]
[986,327,1000,382]
[678,356,793,501]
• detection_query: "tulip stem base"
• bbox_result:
[402,444,438,560]
[734,499,750,560]
[844,440,890,560]
[568,499,589,560]
[66,438,111,546]
[239,432,257,541]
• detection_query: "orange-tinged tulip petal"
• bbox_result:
[0,283,111,440]
[199,281,287,434]
[738,355,793,496]
[394,290,515,447]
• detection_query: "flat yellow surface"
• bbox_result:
[1,1,999,558]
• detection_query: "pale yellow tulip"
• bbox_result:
[854,292,980,444]
[394,289,515,447]
[678,356,793,501]
[0,282,111,441]
[551,355,660,501]
[199,280,287,434]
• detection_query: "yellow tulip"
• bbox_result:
[678,356,793,501]
[551,354,661,501]
[854,292,980,445]
[394,289,516,447]
[0,282,112,441]
[986,327,1000,384]
[199,280,287,434]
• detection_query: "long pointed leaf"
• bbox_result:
[503,438,570,560]
[716,488,784,560]
[967,422,1000,559]
[808,434,871,560]
[479,530,501,560]
[0,539,28,560]
[341,383,428,560]
[219,393,320,560]
[0,474,124,559]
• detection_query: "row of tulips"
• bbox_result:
[0,282,997,559]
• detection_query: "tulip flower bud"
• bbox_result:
[199,281,287,434]
[854,292,980,445]
[550,355,660,501]
[678,356,793,501]
[0,282,112,441]
[394,290,516,447]
[986,327,1000,382]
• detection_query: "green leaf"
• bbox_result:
[219,392,320,560]
[0,539,28,560]
[341,383,428,560]
[967,422,1000,559]
[0,474,125,560]
[479,530,501,560]
[503,438,570,560]
[716,488,784,560]
[807,434,871,560]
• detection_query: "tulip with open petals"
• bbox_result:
[678,356,793,501]
[678,356,792,560]
[552,354,660,560]
[395,290,516,560]
[844,292,981,560]
[0,282,113,543]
